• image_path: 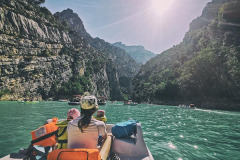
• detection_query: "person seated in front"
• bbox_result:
[67,95,107,149]
[93,110,107,123]
[55,108,80,149]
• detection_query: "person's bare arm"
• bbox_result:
[98,122,107,139]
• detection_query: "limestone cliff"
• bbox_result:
[54,9,140,100]
[0,0,139,100]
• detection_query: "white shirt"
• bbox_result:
[67,116,107,149]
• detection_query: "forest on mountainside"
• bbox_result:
[133,0,240,110]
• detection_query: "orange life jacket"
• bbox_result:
[31,118,58,147]
[47,148,101,160]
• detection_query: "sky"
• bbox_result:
[44,0,211,54]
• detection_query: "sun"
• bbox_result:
[151,0,174,15]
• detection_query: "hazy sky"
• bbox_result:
[44,0,211,54]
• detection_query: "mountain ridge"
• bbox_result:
[54,8,140,99]
[112,42,156,64]
[132,0,240,110]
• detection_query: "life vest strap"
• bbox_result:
[58,140,68,149]
[58,140,68,143]
[31,129,59,144]
[57,127,67,138]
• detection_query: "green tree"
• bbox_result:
[179,49,226,98]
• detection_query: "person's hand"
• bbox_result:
[53,143,58,150]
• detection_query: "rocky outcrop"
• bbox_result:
[54,9,140,99]
[0,56,73,100]
[189,0,228,30]
[0,0,139,100]
[54,9,140,77]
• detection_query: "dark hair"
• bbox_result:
[78,107,97,132]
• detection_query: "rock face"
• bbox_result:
[54,9,140,99]
[112,42,156,64]
[0,0,139,101]
[133,0,240,110]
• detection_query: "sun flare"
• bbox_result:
[151,0,174,15]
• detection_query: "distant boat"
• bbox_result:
[68,95,81,105]
[17,101,25,103]
[97,96,107,105]
[179,104,196,109]
[58,99,69,102]
[124,100,138,106]
[179,104,189,108]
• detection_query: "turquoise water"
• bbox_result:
[0,101,240,159]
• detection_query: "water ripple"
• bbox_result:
[0,102,240,159]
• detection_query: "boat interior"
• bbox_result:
[0,123,153,160]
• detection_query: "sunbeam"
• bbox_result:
[151,0,174,15]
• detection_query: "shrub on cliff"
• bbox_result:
[56,77,91,96]
[24,56,33,62]
[59,47,74,55]
[0,89,10,98]
[39,50,53,57]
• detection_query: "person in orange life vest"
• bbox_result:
[31,117,59,148]
[67,96,107,149]
[55,108,80,149]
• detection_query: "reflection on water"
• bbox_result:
[0,101,240,159]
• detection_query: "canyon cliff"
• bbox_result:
[0,0,140,101]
